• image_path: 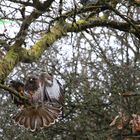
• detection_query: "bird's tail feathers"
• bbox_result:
[13,104,62,131]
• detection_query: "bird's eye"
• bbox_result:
[29,78,33,81]
[30,77,37,82]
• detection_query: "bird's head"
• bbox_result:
[39,72,53,86]
[24,75,39,92]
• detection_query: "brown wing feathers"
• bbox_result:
[9,81,25,107]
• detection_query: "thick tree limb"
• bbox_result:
[0,2,140,83]
[22,18,140,62]
[0,0,55,82]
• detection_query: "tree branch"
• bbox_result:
[0,0,55,82]
[0,83,28,102]
[0,2,140,83]
[21,19,140,64]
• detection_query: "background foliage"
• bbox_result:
[0,0,140,139]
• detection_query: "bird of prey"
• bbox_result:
[10,72,64,131]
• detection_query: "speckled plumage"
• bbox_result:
[11,72,64,131]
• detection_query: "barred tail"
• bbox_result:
[13,104,62,131]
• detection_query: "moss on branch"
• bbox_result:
[0,14,140,83]
[28,21,67,59]
[0,49,19,82]
[26,17,140,64]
